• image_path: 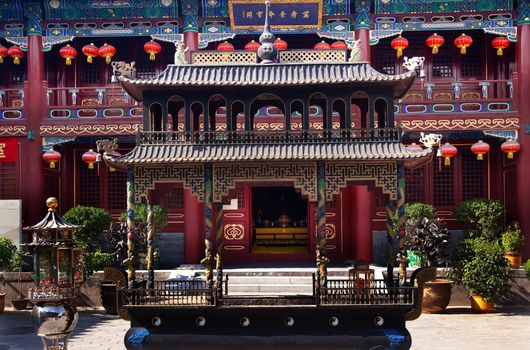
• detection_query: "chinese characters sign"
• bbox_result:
[229,0,322,30]
[0,138,18,163]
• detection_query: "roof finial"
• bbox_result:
[258,0,277,64]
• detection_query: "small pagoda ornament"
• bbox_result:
[24,197,83,350]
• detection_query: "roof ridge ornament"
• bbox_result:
[257,1,278,64]
[402,56,425,80]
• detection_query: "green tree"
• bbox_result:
[63,206,112,253]
[120,203,168,233]
[455,199,504,240]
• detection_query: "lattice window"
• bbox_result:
[107,170,127,210]
[0,163,18,199]
[10,66,25,85]
[461,44,482,78]
[79,159,100,206]
[405,166,425,203]
[192,51,258,64]
[135,63,156,79]
[461,148,485,200]
[81,66,100,84]
[432,54,453,78]
[279,49,347,63]
[373,47,396,75]
[433,159,455,207]
[237,188,245,209]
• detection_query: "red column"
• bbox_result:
[355,28,371,62]
[350,185,374,262]
[183,188,202,263]
[23,34,45,225]
[516,22,530,259]
[183,31,198,63]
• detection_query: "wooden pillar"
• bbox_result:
[351,185,374,262]
[396,163,406,248]
[316,161,328,287]
[23,2,46,225]
[516,1,530,259]
[182,1,199,62]
[215,203,224,291]
[126,167,136,288]
[146,197,155,289]
[354,0,371,62]
[385,198,395,287]
[202,163,214,287]
[183,188,202,263]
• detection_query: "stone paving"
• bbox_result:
[0,307,529,349]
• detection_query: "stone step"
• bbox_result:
[226,276,314,285]
[226,284,314,294]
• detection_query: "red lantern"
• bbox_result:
[0,44,8,64]
[42,150,61,169]
[492,36,509,56]
[274,37,288,51]
[59,44,77,66]
[454,33,473,54]
[217,41,234,51]
[391,35,409,59]
[108,151,121,172]
[144,40,161,61]
[470,140,490,160]
[501,139,520,159]
[407,143,424,152]
[314,40,331,50]
[244,40,260,51]
[440,142,457,166]
[82,43,99,63]
[8,45,24,65]
[99,43,116,64]
[331,40,348,49]
[82,149,98,169]
[426,33,444,55]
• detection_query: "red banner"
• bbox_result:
[0,138,18,162]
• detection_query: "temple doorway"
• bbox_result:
[251,187,309,254]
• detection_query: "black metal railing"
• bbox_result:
[120,280,217,307]
[317,279,417,306]
[138,128,401,146]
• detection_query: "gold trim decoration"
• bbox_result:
[325,224,336,240]
[228,0,322,31]
[40,123,142,136]
[224,245,245,251]
[134,165,204,203]
[399,118,519,131]
[326,162,398,201]
[0,125,26,136]
[224,224,245,240]
[224,213,244,218]
[213,162,316,202]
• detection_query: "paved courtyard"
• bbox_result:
[0,307,529,349]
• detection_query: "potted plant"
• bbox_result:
[404,213,452,313]
[455,199,504,240]
[0,237,16,313]
[448,237,511,313]
[525,259,530,279]
[501,222,525,269]
[10,250,30,310]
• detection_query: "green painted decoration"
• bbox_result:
[375,0,512,14]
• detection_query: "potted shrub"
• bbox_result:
[0,237,16,313]
[501,222,525,269]
[525,259,530,279]
[10,250,30,310]
[448,237,511,313]
[455,199,504,240]
[404,213,452,313]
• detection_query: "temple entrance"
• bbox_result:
[251,187,309,254]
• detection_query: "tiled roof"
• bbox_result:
[110,142,432,164]
[119,62,416,101]
[23,211,79,231]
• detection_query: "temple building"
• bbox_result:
[0,0,529,266]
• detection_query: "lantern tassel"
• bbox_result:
[460,46,466,55]
[87,56,93,63]
[66,58,72,65]
[397,48,403,58]
[149,52,155,61]
[110,166,116,172]
[105,56,111,64]
[88,162,94,169]
[0,56,3,64]
[445,157,451,166]
[432,46,438,55]
[497,48,503,56]
[508,152,513,159]
[14,57,20,65]
[477,154,483,161]
[50,162,55,169]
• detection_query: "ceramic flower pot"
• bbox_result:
[470,294,494,313]
[422,279,453,313]
[11,298,29,310]
[504,252,522,269]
